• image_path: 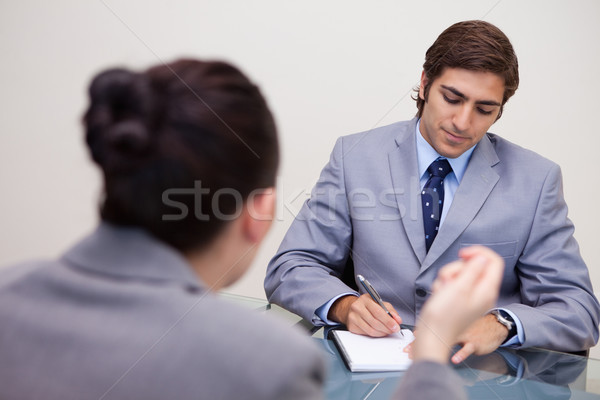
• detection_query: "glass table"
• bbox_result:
[220,293,600,399]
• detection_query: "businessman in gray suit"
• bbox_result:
[265,20,600,362]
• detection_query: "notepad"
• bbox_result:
[331,329,415,372]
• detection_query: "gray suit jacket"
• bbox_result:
[0,224,325,400]
[394,361,466,400]
[265,118,600,352]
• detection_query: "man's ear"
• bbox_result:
[419,70,428,101]
[242,187,276,244]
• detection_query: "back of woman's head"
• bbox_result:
[84,59,279,252]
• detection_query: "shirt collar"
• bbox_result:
[415,118,475,183]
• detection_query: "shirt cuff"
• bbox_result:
[313,292,359,325]
[496,308,524,347]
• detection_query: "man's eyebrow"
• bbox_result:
[440,85,501,107]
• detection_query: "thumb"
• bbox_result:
[452,342,475,364]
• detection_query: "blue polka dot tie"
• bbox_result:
[422,158,452,252]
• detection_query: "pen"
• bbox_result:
[357,274,405,333]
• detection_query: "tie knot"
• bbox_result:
[427,158,452,178]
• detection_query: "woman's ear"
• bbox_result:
[242,187,276,244]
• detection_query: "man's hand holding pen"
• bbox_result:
[328,293,403,337]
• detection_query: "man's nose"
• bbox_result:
[452,105,471,133]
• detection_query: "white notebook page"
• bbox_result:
[332,329,415,372]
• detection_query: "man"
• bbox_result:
[265,20,600,362]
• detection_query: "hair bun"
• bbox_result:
[106,119,149,155]
[88,68,146,106]
[84,68,155,169]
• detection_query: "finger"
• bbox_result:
[403,342,413,359]
[344,296,376,335]
[459,246,504,279]
[464,251,504,306]
[452,342,475,364]
[382,301,403,326]
[363,300,400,333]
[436,261,464,283]
[349,296,396,336]
[451,255,489,291]
[346,306,388,337]
[476,250,504,287]
[347,315,389,337]
[458,245,491,260]
[432,261,465,292]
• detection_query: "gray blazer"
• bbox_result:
[0,224,325,400]
[265,118,600,352]
[394,361,466,400]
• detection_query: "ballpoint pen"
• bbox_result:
[357,274,406,333]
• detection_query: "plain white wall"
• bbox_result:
[1,0,599,350]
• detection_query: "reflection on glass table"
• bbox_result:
[219,293,600,399]
[319,332,598,399]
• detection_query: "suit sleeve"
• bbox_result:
[393,361,467,400]
[508,163,600,351]
[264,137,358,323]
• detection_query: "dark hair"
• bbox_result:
[83,59,279,251]
[414,20,519,120]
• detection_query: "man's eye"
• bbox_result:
[443,95,459,104]
[477,108,493,115]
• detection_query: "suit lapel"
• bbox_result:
[421,134,500,269]
[388,119,427,264]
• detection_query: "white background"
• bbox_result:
[1,0,599,355]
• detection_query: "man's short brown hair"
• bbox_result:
[415,20,519,120]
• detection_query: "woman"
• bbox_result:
[0,59,325,399]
